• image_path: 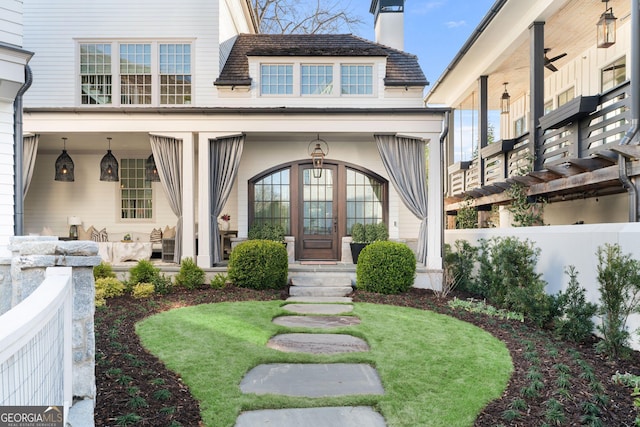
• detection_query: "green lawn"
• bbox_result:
[136,301,512,427]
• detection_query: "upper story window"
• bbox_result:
[341,65,373,95]
[79,41,192,106]
[261,64,293,95]
[557,87,575,107]
[601,57,626,92]
[301,65,333,95]
[80,43,113,105]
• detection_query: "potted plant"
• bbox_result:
[248,222,285,242]
[219,213,231,231]
[349,222,388,264]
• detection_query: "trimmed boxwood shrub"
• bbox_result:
[228,240,288,290]
[356,241,416,294]
[174,257,205,290]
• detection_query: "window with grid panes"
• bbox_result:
[557,87,575,107]
[120,159,153,219]
[601,57,626,92]
[252,168,290,233]
[341,65,373,95]
[120,43,152,104]
[261,64,293,95]
[301,65,333,95]
[346,168,384,232]
[160,44,192,104]
[80,43,112,104]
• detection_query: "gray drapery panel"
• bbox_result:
[23,135,38,197]
[375,134,428,264]
[149,134,183,263]
[209,135,244,264]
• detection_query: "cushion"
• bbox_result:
[163,226,176,239]
[150,228,163,243]
[78,225,94,241]
[91,227,109,242]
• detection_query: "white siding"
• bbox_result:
[1,0,23,47]
[22,0,220,107]
[0,102,14,255]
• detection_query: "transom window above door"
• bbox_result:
[79,41,192,106]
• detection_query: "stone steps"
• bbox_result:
[289,274,353,298]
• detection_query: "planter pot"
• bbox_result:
[350,242,368,264]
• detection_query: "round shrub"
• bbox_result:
[128,260,160,288]
[174,257,205,290]
[228,240,288,290]
[356,241,416,294]
[95,277,125,306]
[94,261,116,280]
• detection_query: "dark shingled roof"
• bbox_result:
[215,34,428,87]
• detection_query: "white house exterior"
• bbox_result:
[20,0,446,272]
[0,0,33,257]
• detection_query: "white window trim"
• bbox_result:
[75,38,195,107]
[117,156,157,223]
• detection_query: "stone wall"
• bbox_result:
[4,236,101,402]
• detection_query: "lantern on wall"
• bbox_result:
[145,154,160,181]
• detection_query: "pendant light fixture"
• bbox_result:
[54,137,75,182]
[597,0,617,48]
[308,134,329,179]
[100,137,119,181]
[500,82,511,115]
[145,154,160,181]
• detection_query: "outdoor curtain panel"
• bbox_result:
[209,134,244,264]
[375,134,429,264]
[23,134,39,197]
[149,134,183,263]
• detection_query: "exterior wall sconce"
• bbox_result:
[597,0,617,48]
[308,134,329,178]
[500,82,510,115]
[145,154,160,181]
[54,137,75,182]
[100,137,119,182]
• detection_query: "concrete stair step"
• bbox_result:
[286,296,353,303]
[290,276,353,287]
[289,286,353,297]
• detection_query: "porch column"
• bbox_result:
[530,21,545,170]
[478,75,488,185]
[182,133,196,260]
[197,133,211,268]
[426,136,443,271]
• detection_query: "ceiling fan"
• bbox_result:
[544,48,567,72]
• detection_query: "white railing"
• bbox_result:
[0,267,73,420]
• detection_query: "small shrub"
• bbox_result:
[174,257,205,290]
[356,241,416,294]
[128,260,161,289]
[595,243,640,358]
[364,223,378,243]
[456,197,478,229]
[444,240,477,293]
[95,277,125,306]
[210,273,228,289]
[132,283,155,299]
[228,240,288,290]
[94,261,116,280]
[552,265,598,343]
[350,223,365,243]
[152,274,173,295]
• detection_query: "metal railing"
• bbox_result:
[0,267,73,420]
[447,81,631,196]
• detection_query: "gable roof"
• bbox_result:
[215,33,428,87]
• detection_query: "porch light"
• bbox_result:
[54,137,75,182]
[100,137,119,182]
[500,82,510,115]
[597,0,617,48]
[308,134,329,178]
[145,154,160,181]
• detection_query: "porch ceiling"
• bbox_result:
[426,0,631,110]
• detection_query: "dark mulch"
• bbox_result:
[95,286,640,426]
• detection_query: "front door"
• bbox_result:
[299,165,339,260]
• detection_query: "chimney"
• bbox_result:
[370,0,405,51]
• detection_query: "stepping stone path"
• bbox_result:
[235,274,387,426]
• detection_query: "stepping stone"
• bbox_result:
[287,296,353,303]
[267,333,369,354]
[273,315,361,329]
[235,406,386,427]
[283,303,353,315]
[240,363,384,397]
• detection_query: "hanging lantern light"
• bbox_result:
[308,134,329,179]
[500,82,510,115]
[100,137,119,181]
[597,0,617,48]
[55,137,75,182]
[145,154,160,181]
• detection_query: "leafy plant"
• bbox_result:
[350,222,387,243]
[128,260,161,290]
[94,261,117,280]
[115,413,142,426]
[228,240,288,290]
[506,183,545,227]
[356,241,416,294]
[247,222,285,241]
[456,197,478,229]
[595,243,640,358]
[132,283,155,299]
[152,274,173,295]
[350,222,365,243]
[174,257,205,290]
[552,265,598,343]
[153,389,172,401]
[210,273,228,289]
[95,277,125,306]
[444,240,478,293]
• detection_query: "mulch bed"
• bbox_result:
[95,286,640,426]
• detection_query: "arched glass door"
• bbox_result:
[299,165,338,260]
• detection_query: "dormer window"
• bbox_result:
[301,65,333,95]
[341,65,373,95]
[260,64,293,95]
